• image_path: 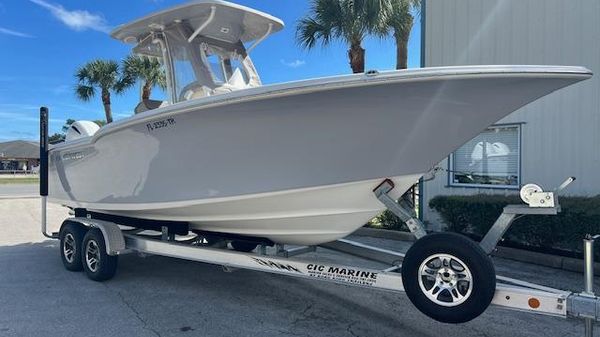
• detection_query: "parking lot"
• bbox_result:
[0,183,37,199]
[0,191,597,337]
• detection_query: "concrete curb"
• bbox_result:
[493,245,600,276]
[356,227,600,275]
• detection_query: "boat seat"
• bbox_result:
[134,99,168,114]
[186,86,214,100]
[188,68,252,99]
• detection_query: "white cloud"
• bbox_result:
[30,0,111,33]
[54,102,100,114]
[0,107,63,141]
[51,84,70,95]
[280,59,306,68]
[113,111,133,118]
[0,103,39,111]
[0,27,33,38]
[0,111,61,123]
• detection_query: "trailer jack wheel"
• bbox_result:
[402,233,496,323]
[81,228,118,282]
[59,220,87,271]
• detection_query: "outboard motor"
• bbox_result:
[65,121,100,141]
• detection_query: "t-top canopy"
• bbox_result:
[111,0,284,45]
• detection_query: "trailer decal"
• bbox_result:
[252,257,302,273]
[307,263,378,286]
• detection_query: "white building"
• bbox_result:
[419,0,600,226]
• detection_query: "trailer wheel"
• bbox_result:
[59,221,87,271]
[402,232,496,323]
[81,228,118,281]
[231,241,258,252]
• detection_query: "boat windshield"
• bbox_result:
[163,26,261,103]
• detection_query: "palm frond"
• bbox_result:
[75,84,95,101]
[387,0,415,36]
[75,66,91,84]
[297,0,390,49]
[120,54,166,94]
[74,59,125,98]
[408,0,422,15]
[296,17,330,49]
[114,76,135,94]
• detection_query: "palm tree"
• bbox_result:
[121,55,167,101]
[386,0,420,70]
[75,60,129,124]
[296,0,390,73]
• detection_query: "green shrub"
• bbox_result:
[370,197,416,231]
[373,209,410,231]
[429,195,600,254]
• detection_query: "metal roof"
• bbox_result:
[0,140,39,159]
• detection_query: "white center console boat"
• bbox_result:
[38,1,599,328]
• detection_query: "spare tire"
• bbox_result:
[402,232,496,323]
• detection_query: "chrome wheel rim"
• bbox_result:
[418,253,473,307]
[63,233,76,263]
[85,240,100,273]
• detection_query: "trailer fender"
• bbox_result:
[70,217,126,255]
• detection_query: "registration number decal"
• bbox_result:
[146,118,176,132]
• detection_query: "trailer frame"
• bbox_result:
[41,210,600,325]
[39,107,600,335]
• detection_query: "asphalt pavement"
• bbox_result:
[0,184,38,198]
[0,197,597,337]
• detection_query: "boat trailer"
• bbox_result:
[40,108,600,334]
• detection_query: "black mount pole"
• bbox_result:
[40,107,48,197]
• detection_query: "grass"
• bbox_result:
[0,177,39,184]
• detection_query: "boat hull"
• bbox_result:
[48,66,592,244]
[94,175,420,245]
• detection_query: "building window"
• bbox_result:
[0,160,18,171]
[449,125,520,188]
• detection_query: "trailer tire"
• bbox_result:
[81,228,118,281]
[59,221,87,271]
[402,232,495,323]
[231,241,258,252]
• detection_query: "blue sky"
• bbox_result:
[0,0,421,140]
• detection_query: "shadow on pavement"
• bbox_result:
[0,240,586,337]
